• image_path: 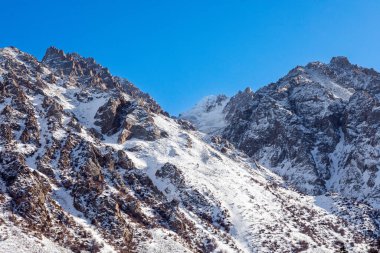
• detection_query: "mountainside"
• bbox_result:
[181,57,380,206]
[179,94,229,134]
[0,47,380,253]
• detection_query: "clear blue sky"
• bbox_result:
[2,0,380,115]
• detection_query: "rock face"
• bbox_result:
[94,96,165,143]
[1,46,380,253]
[182,57,380,202]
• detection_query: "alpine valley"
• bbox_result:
[0,46,380,253]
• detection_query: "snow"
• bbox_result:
[137,229,192,253]
[70,92,110,129]
[0,225,72,253]
[0,97,11,112]
[1,47,19,58]
[308,69,353,101]
[52,187,118,253]
[116,115,369,252]
[15,143,37,155]
[40,79,110,132]
[52,128,67,140]
[24,94,50,170]
[326,128,346,190]
[0,187,70,253]
[180,95,229,134]
[43,83,75,110]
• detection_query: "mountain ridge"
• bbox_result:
[1,46,380,253]
[181,55,380,204]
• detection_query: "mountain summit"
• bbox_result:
[181,56,380,200]
[0,47,379,252]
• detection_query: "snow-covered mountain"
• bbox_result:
[181,57,380,207]
[0,47,380,253]
[179,94,229,134]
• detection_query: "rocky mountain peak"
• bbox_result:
[243,86,253,94]
[42,46,66,62]
[182,56,380,201]
[0,46,21,56]
[329,56,352,68]
[0,46,36,63]
[41,46,112,85]
[179,94,229,134]
[41,49,152,106]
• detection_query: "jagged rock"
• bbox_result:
[95,97,165,143]
[117,128,132,144]
[88,127,104,140]
[0,124,13,143]
[94,97,133,135]
[67,118,82,132]
[176,118,196,131]
[45,100,63,119]
[75,90,93,103]
[330,56,351,69]
[20,114,40,145]
[116,150,135,170]
[156,163,185,187]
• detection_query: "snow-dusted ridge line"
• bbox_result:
[1,47,379,252]
[182,56,380,205]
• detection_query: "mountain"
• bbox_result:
[179,94,229,134]
[181,57,380,204]
[0,46,379,253]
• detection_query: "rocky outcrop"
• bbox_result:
[94,96,166,143]
[42,46,164,114]
[42,46,116,90]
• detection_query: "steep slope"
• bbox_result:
[0,47,379,253]
[181,57,380,205]
[180,94,229,134]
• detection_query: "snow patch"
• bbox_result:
[180,95,229,134]
[308,69,353,101]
